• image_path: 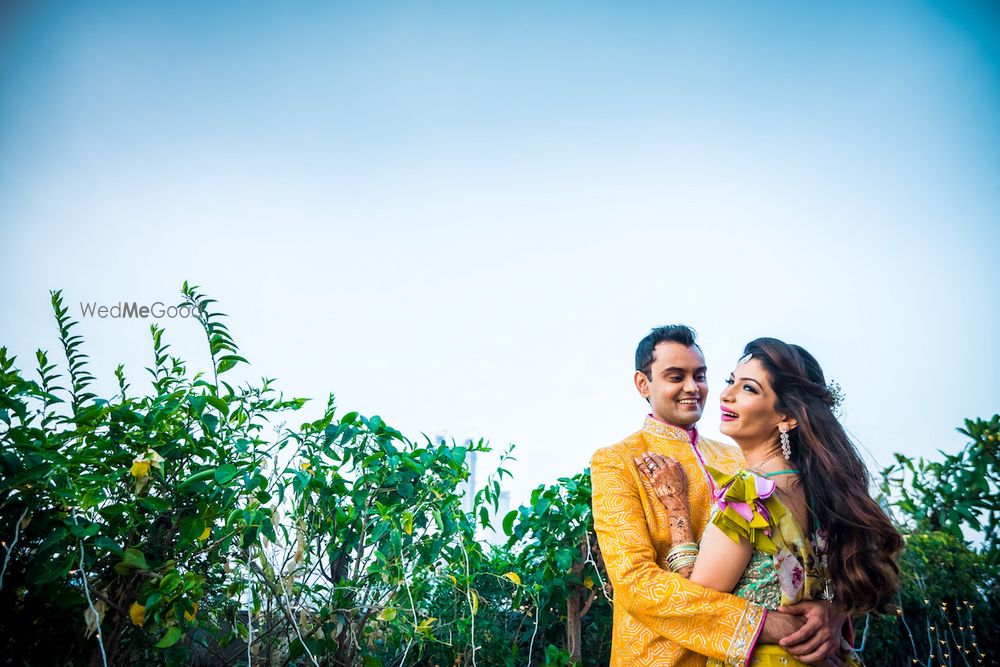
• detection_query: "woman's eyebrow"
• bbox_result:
[738,377,763,387]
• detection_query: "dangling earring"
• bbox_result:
[779,425,792,460]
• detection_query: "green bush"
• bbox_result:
[856,415,1000,666]
[0,285,504,666]
[503,472,612,666]
[854,531,997,666]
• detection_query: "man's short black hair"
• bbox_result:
[635,325,699,378]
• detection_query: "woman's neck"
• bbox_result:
[735,437,783,469]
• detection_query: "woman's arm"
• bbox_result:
[636,452,697,577]
[690,521,753,592]
[637,452,753,590]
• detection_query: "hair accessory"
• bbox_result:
[826,380,845,416]
[738,353,753,365]
[779,424,792,460]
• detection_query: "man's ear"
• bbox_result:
[634,371,651,399]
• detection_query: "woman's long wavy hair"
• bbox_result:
[744,337,903,614]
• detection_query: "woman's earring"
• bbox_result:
[779,425,792,460]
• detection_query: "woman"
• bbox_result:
[636,338,902,666]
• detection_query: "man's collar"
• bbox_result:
[643,414,698,444]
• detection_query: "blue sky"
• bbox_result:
[1,1,998,507]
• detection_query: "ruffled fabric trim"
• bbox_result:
[707,467,786,554]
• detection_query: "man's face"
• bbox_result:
[634,342,708,427]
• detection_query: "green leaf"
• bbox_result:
[216,355,248,375]
[94,536,122,555]
[204,394,230,415]
[555,548,575,571]
[214,464,238,484]
[122,548,149,570]
[201,413,219,435]
[179,469,216,489]
[69,522,101,538]
[502,510,518,537]
[159,571,182,594]
[140,497,172,512]
[154,626,182,648]
[179,516,207,542]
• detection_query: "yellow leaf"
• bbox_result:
[129,602,146,627]
[583,576,594,590]
[295,531,305,564]
[448,575,457,586]
[301,462,313,474]
[377,607,397,622]
[471,589,479,616]
[84,600,106,638]
[502,572,521,586]
[184,602,198,621]
[198,526,211,541]
[130,461,150,478]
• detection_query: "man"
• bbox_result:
[591,325,844,666]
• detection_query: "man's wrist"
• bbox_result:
[759,610,804,644]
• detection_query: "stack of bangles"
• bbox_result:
[667,542,699,572]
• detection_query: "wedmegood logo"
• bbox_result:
[79,302,206,319]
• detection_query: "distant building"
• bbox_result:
[436,436,513,546]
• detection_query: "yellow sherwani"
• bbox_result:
[591,416,766,666]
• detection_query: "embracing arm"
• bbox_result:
[639,453,841,666]
[638,451,752,589]
[635,452,698,577]
[591,446,765,666]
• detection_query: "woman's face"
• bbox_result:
[719,356,788,444]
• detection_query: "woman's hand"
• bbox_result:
[635,451,688,502]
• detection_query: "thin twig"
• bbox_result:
[527,590,540,665]
[583,530,612,604]
[246,558,254,667]
[249,559,319,667]
[73,511,108,667]
[461,535,477,667]
[0,505,28,590]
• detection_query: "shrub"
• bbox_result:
[0,285,502,666]
[855,415,1000,666]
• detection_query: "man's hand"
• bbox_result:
[776,601,847,665]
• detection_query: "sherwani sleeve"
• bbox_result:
[591,445,765,666]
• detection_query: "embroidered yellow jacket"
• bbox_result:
[591,416,766,666]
